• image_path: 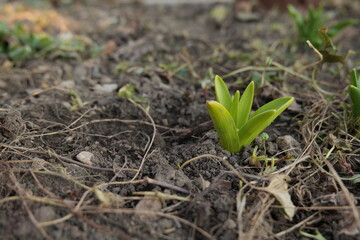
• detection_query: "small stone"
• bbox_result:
[135,198,162,220]
[76,151,94,165]
[224,219,236,229]
[31,158,47,171]
[94,83,118,93]
[209,149,217,155]
[34,206,56,222]
[0,80,7,89]
[59,80,75,89]
[276,135,301,157]
[206,130,219,140]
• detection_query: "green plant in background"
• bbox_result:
[0,22,51,61]
[349,68,360,124]
[207,75,294,152]
[118,84,147,103]
[0,21,89,62]
[287,4,358,47]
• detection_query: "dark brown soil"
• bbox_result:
[0,1,359,240]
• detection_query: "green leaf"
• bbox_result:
[214,75,232,111]
[0,22,10,39]
[237,81,254,130]
[351,68,359,88]
[207,100,241,152]
[328,19,358,38]
[118,83,136,99]
[230,90,240,125]
[349,85,360,118]
[8,45,32,61]
[32,33,53,50]
[118,83,147,103]
[250,97,294,119]
[241,97,294,146]
[287,5,302,27]
[238,110,277,147]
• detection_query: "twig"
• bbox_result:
[146,177,190,194]
[129,99,156,180]
[323,157,360,231]
[274,213,318,238]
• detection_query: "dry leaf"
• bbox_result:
[262,174,296,220]
[314,191,360,236]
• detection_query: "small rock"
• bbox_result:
[267,141,278,155]
[76,151,94,165]
[276,135,301,157]
[62,101,72,110]
[34,206,57,222]
[206,130,219,140]
[224,219,236,229]
[59,80,75,89]
[31,158,47,171]
[135,198,162,220]
[94,83,118,93]
[0,80,7,89]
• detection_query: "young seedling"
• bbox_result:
[288,4,358,47]
[207,75,294,152]
[118,83,147,103]
[349,68,360,123]
[260,132,269,154]
[68,89,89,112]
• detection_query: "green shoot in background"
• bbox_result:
[287,4,358,47]
[118,84,147,103]
[207,75,294,152]
[349,68,360,124]
[0,21,89,62]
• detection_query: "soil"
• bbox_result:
[0,1,359,240]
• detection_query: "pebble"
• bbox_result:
[224,219,236,229]
[34,206,56,222]
[76,151,94,165]
[94,83,118,93]
[276,135,301,157]
[59,80,75,89]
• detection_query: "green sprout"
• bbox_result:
[68,89,89,112]
[349,68,360,123]
[207,75,294,152]
[250,146,277,175]
[260,132,269,154]
[299,229,326,240]
[288,4,358,47]
[118,84,147,103]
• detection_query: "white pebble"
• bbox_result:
[76,151,94,166]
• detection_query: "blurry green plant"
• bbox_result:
[118,84,147,103]
[349,68,360,124]
[0,21,88,62]
[299,229,326,240]
[68,89,89,112]
[287,4,358,47]
[207,75,294,152]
